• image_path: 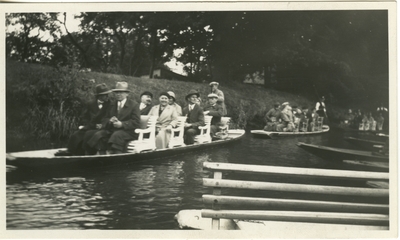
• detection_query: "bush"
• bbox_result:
[19,63,90,140]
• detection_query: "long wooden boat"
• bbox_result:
[297,142,388,162]
[251,125,329,139]
[344,137,386,150]
[6,129,245,168]
[175,209,388,230]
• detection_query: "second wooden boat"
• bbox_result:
[344,137,386,150]
[297,142,388,162]
[251,125,329,139]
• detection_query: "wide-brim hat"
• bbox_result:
[95,83,111,95]
[209,81,219,86]
[185,89,200,100]
[112,82,130,92]
[167,91,176,100]
[140,91,153,98]
[207,93,218,99]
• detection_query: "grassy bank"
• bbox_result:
[6,60,344,151]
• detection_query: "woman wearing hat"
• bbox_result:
[167,91,182,116]
[276,104,295,132]
[148,92,179,149]
[84,82,141,154]
[209,82,227,116]
[56,83,112,156]
[182,90,205,145]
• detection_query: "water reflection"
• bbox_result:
[7,129,388,229]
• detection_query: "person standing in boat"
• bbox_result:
[182,90,205,145]
[209,82,227,116]
[148,92,179,149]
[203,93,224,138]
[55,83,112,156]
[315,96,327,118]
[85,82,141,154]
[167,91,182,116]
[263,102,281,131]
[376,103,388,130]
[139,91,153,115]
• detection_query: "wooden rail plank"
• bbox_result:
[203,162,388,180]
[201,210,389,226]
[211,171,222,230]
[202,195,389,214]
[203,179,389,197]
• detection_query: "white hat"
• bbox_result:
[208,93,218,98]
[209,82,219,86]
[167,91,176,100]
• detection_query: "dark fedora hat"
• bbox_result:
[185,89,200,100]
[140,91,153,98]
[95,83,112,95]
[159,92,170,98]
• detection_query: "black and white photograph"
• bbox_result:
[2,1,397,238]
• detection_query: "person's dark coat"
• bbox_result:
[182,104,205,144]
[203,103,223,126]
[140,104,153,115]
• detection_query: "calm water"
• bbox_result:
[6,129,386,229]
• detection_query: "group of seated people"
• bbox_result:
[56,81,227,156]
[340,108,385,131]
[263,102,323,132]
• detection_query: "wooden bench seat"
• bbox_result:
[201,162,389,230]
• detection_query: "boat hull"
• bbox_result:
[6,130,245,168]
[251,125,329,139]
[344,137,386,150]
[297,142,388,162]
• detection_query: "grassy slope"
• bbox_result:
[6,61,343,151]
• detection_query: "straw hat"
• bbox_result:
[209,82,219,86]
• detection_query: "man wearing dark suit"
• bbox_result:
[182,90,205,145]
[203,93,223,137]
[85,82,141,154]
[55,83,111,156]
[139,91,153,115]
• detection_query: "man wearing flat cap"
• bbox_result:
[182,90,205,145]
[209,82,227,116]
[85,81,141,154]
[139,91,153,115]
[56,83,112,156]
[203,93,223,137]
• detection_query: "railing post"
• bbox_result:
[211,171,222,230]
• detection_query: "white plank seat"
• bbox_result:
[126,116,157,153]
[300,121,308,132]
[314,117,324,131]
[168,116,187,148]
[194,115,213,144]
[201,162,389,230]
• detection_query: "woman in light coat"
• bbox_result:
[148,92,178,149]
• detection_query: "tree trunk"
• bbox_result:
[148,28,157,78]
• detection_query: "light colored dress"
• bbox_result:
[148,105,178,149]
